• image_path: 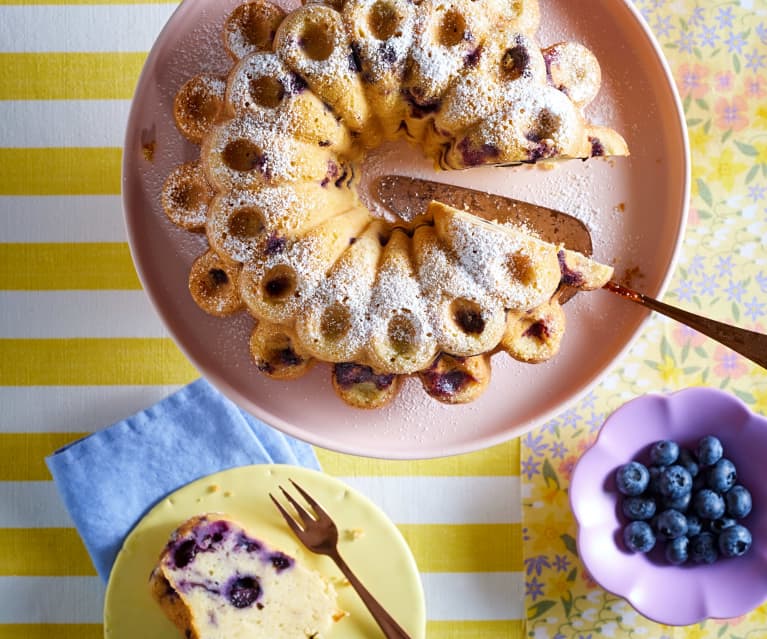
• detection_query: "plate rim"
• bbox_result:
[122,0,691,460]
[103,463,427,638]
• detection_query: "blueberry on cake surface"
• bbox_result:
[150,514,344,638]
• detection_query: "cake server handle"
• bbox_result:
[604,281,767,370]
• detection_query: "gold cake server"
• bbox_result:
[374,175,767,370]
[373,175,592,256]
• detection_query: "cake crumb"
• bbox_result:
[620,265,645,288]
[140,125,157,162]
[344,528,365,541]
[224,491,233,497]
[614,202,626,213]
[207,484,220,493]
[142,140,156,162]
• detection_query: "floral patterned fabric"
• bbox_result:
[523,1,767,637]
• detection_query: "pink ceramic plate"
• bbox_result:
[571,388,767,625]
[122,0,689,458]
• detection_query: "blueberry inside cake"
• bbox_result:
[150,514,344,638]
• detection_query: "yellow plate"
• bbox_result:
[103,464,426,638]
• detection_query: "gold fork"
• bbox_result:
[270,480,413,639]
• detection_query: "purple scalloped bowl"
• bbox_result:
[570,387,767,626]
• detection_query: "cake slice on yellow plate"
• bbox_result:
[150,514,344,639]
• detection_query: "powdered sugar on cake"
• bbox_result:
[158,0,627,409]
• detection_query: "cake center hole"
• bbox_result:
[249,76,285,109]
[228,207,265,239]
[300,21,335,61]
[450,299,486,334]
[196,266,229,298]
[222,139,263,172]
[262,265,297,301]
[523,320,550,341]
[267,334,302,367]
[529,108,561,142]
[507,253,534,285]
[181,81,221,122]
[388,314,417,355]
[439,9,466,47]
[501,44,529,81]
[240,10,274,49]
[369,1,401,40]
[171,181,206,210]
[208,268,229,287]
[320,303,351,340]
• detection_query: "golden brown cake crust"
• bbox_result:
[149,514,214,639]
[188,251,243,317]
[331,363,403,409]
[161,160,215,231]
[223,0,286,59]
[418,353,491,404]
[173,75,227,145]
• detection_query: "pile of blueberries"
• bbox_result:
[616,435,753,565]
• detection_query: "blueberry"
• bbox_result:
[616,461,650,496]
[677,448,699,478]
[655,509,688,540]
[227,575,261,608]
[658,465,693,499]
[616,436,753,566]
[622,496,656,520]
[689,532,719,564]
[172,539,198,568]
[424,370,473,398]
[647,466,663,495]
[650,440,680,466]
[686,515,703,537]
[236,532,263,553]
[197,522,228,551]
[718,525,752,558]
[693,488,726,520]
[663,490,691,511]
[269,552,292,571]
[725,485,752,518]
[707,458,737,493]
[697,435,723,466]
[623,520,656,553]
[710,517,737,534]
[665,535,689,565]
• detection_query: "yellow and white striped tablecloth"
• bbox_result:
[0,1,524,636]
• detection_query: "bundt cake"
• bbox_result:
[161,0,626,409]
[150,514,344,639]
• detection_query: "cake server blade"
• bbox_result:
[373,174,593,256]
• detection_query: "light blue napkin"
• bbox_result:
[46,378,320,581]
